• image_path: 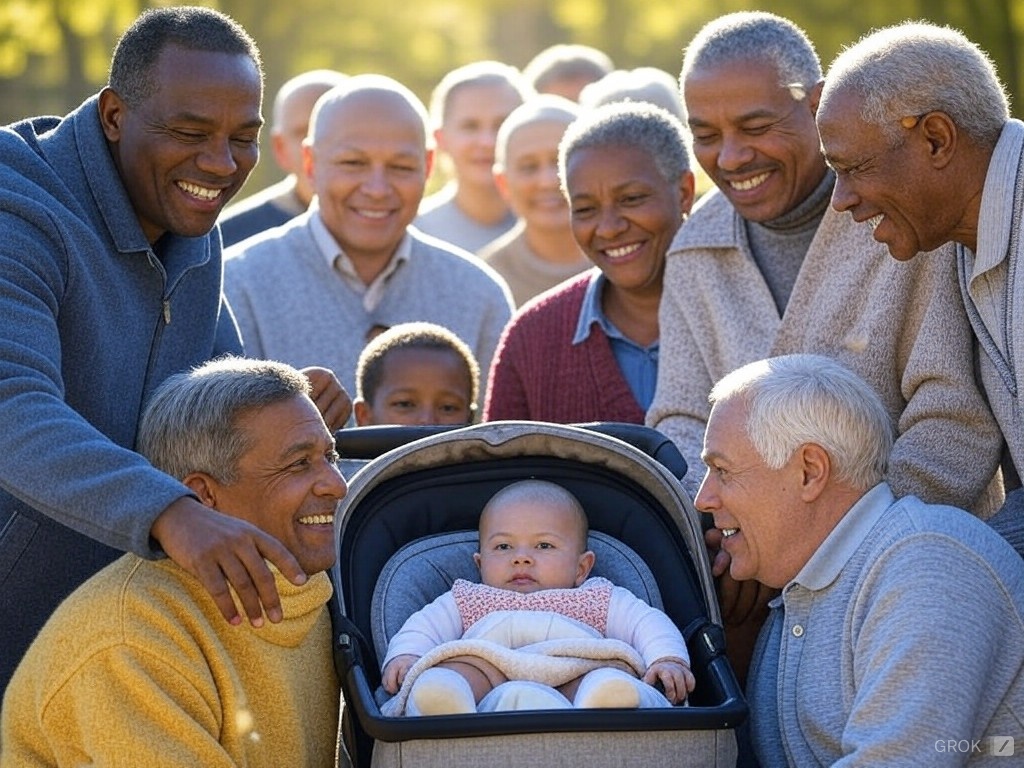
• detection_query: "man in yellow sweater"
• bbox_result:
[0,356,348,767]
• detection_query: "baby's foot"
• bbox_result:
[573,668,642,708]
[407,667,476,716]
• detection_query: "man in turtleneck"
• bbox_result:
[2,357,347,767]
[646,11,1005,697]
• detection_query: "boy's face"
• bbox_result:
[474,498,595,593]
[354,347,473,426]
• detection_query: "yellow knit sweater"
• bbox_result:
[1,554,339,767]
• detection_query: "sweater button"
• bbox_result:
[792,624,804,637]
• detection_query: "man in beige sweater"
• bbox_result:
[646,12,1006,696]
[648,11,1002,515]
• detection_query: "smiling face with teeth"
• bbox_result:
[684,59,828,224]
[305,83,430,278]
[192,394,347,575]
[817,87,973,260]
[100,45,263,244]
[565,143,693,303]
[696,396,822,589]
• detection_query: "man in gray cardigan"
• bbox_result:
[698,354,1024,766]
[225,74,514,401]
[816,21,1024,558]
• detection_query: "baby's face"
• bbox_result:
[474,500,593,593]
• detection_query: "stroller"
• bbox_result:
[329,421,747,768]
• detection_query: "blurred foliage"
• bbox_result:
[1,0,1021,194]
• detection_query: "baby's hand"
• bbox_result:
[642,657,695,705]
[382,654,420,694]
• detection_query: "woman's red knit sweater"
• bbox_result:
[483,272,645,424]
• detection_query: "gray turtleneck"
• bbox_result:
[745,169,836,313]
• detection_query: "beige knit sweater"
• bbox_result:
[647,189,1003,514]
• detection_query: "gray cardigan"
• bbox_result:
[749,484,1024,766]
[224,211,514,397]
[648,189,1003,514]
[962,118,1024,482]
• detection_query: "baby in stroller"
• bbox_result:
[381,479,695,716]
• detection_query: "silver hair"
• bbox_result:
[494,94,580,169]
[137,356,311,484]
[579,67,687,122]
[428,61,532,129]
[558,100,692,196]
[681,11,822,97]
[709,354,893,491]
[822,21,1009,147]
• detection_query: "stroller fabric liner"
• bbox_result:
[330,421,746,768]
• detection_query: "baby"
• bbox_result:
[353,322,479,427]
[381,479,695,715]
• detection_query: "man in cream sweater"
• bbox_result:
[1,357,347,767]
[648,12,1002,516]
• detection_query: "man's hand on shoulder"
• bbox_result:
[302,366,352,431]
[150,497,305,626]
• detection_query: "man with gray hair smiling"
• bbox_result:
[697,353,1024,766]
[1,356,347,767]
[815,21,1024,558]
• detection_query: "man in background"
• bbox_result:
[219,68,348,246]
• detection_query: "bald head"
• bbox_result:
[481,480,589,550]
[270,69,347,201]
[302,74,432,266]
[310,74,429,147]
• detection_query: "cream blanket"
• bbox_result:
[381,610,646,716]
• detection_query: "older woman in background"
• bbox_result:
[483,101,694,423]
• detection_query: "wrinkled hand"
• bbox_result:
[382,654,420,694]
[643,658,695,704]
[302,366,352,431]
[151,497,305,626]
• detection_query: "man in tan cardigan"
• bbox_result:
[647,11,1005,688]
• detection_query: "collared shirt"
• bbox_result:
[571,271,659,410]
[309,205,411,312]
[751,483,1024,766]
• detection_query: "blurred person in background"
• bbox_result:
[523,43,615,102]
[478,94,590,307]
[415,61,531,253]
[219,68,348,247]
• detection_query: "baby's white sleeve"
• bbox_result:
[605,586,690,668]
[381,590,464,667]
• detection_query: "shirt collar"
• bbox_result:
[787,482,894,593]
[571,269,610,345]
[309,204,411,285]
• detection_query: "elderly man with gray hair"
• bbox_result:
[697,353,1024,766]
[816,20,1024,558]
[1,357,348,767]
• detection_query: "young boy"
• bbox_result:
[382,480,695,715]
[353,322,479,427]
[478,95,592,307]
